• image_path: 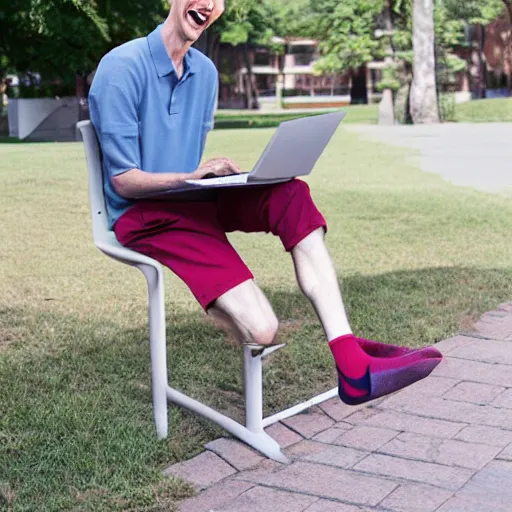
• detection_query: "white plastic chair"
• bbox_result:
[77,120,338,462]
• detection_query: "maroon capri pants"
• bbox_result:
[114,180,327,310]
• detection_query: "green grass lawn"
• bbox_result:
[1,127,512,510]
[215,103,379,128]
[213,97,512,128]
[455,97,512,123]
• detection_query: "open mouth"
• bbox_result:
[187,9,209,27]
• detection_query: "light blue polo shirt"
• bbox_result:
[88,24,218,228]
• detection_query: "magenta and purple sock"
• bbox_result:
[329,334,442,405]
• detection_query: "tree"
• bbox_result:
[202,0,281,108]
[441,0,508,98]
[310,0,385,77]
[0,0,167,94]
[266,0,316,39]
[410,0,440,123]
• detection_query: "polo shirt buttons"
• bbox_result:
[170,94,179,115]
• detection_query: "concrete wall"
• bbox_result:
[8,97,80,141]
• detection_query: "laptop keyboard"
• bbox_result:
[201,172,248,180]
[185,173,250,186]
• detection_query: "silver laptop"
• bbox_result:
[184,111,346,188]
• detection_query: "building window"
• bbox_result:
[288,45,316,66]
[254,51,272,67]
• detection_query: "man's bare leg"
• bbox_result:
[291,227,442,405]
[208,280,279,346]
[291,227,352,342]
[209,228,348,345]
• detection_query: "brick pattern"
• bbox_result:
[437,497,504,512]
[178,480,254,512]
[346,410,466,438]
[497,443,512,461]
[432,357,512,387]
[434,336,479,355]
[285,440,368,468]
[205,438,264,471]
[312,424,353,443]
[443,381,505,405]
[281,406,335,438]
[454,425,512,447]
[305,500,371,511]
[264,422,304,448]
[332,425,399,451]
[170,303,512,512]
[378,389,512,429]
[379,483,453,512]
[164,451,237,490]
[378,432,500,469]
[455,460,512,510]
[447,339,512,365]
[236,461,399,506]
[318,397,367,422]
[471,311,512,341]
[491,388,512,409]
[216,486,317,512]
[353,453,473,491]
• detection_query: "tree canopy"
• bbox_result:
[0,0,167,83]
[1,0,509,91]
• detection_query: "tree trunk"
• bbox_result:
[504,0,512,23]
[410,0,440,124]
[242,45,259,109]
[472,24,488,99]
[379,0,395,124]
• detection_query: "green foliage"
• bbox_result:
[377,64,401,91]
[214,0,278,47]
[441,0,505,25]
[1,0,507,97]
[302,0,503,97]
[266,0,316,38]
[310,0,385,73]
[438,93,457,121]
[0,0,167,84]
[312,53,344,76]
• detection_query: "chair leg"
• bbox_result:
[244,346,264,433]
[141,264,169,439]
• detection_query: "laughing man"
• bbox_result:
[88,0,442,405]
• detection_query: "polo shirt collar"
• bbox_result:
[147,24,198,79]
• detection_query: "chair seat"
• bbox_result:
[96,230,162,269]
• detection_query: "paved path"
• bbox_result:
[167,303,512,511]
[346,123,512,195]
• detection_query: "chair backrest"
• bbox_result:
[77,120,110,244]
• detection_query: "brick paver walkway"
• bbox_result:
[167,303,512,511]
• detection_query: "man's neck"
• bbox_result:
[161,18,191,79]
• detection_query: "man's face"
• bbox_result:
[169,0,225,43]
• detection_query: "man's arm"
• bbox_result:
[111,168,195,198]
[112,157,242,199]
[111,68,241,198]
[89,54,240,199]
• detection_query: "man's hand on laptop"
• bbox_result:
[192,158,242,179]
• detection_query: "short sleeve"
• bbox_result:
[88,56,142,178]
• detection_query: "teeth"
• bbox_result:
[188,9,207,25]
